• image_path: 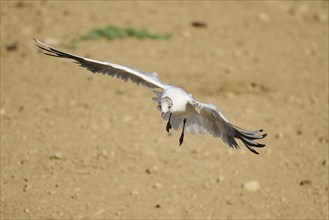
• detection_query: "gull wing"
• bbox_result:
[34,39,165,90]
[184,100,267,154]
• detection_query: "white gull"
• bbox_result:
[35,39,266,154]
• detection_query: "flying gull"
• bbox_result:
[34,39,266,154]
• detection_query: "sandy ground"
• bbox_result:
[1,1,328,219]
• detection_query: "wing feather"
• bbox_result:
[187,101,266,154]
[34,39,165,90]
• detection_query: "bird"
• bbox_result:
[34,39,266,154]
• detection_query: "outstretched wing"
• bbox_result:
[34,39,165,90]
[172,101,266,154]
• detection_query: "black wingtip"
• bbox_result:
[250,148,259,155]
[257,143,266,148]
[232,126,267,154]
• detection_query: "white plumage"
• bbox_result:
[35,39,266,154]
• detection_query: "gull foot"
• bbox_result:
[166,113,172,133]
[179,118,187,146]
[179,133,184,146]
[166,122,172,133]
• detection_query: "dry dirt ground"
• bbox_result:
[1,1,328,219]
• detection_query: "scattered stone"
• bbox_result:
[115,212,121,216]
[153,183,162,189]
[274,132,284,139]
[289,3,309,17]
[321,160,327,166]
[226,200,233,205]
[318,137,329,144]
[24,208,29,213]
[23,183,32,192]
[49,152,63,160]
[299,179,312,186]
[71,194,78,199]
[130,190,139,196]
[242,180,261,191]
[191,21,207,28]
[6,43,18,52]
[247,82,267,93]
[216,176,225,183]
[313,13,328,23]
[48,190,56,195]
[152,165,159,172]
[155,204,161,208]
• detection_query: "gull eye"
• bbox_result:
[168,105,172,109]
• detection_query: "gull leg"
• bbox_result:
[166,113,172,133]
[179,118,187,146]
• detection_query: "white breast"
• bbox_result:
[161,86,193,115]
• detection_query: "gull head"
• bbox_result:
[159,97,173,117]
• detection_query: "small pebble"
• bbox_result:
[313,13,328,23]
[322,160,327,166]
[130,190,139,196]
[216,176,225,183]
[48,190,56,195]
[242,180,261,191]
[275,132,284,139]
[49,152,63,160]
[6,43,18,52]
[153,183,162,189]
[300,179,312,186]
[115,212,121,216]
[23,183,32,192]
[191,21,207,28]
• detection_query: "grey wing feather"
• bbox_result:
[189,101,266,154]
[34,39,165,90]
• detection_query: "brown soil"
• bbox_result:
[1,1,328,219]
